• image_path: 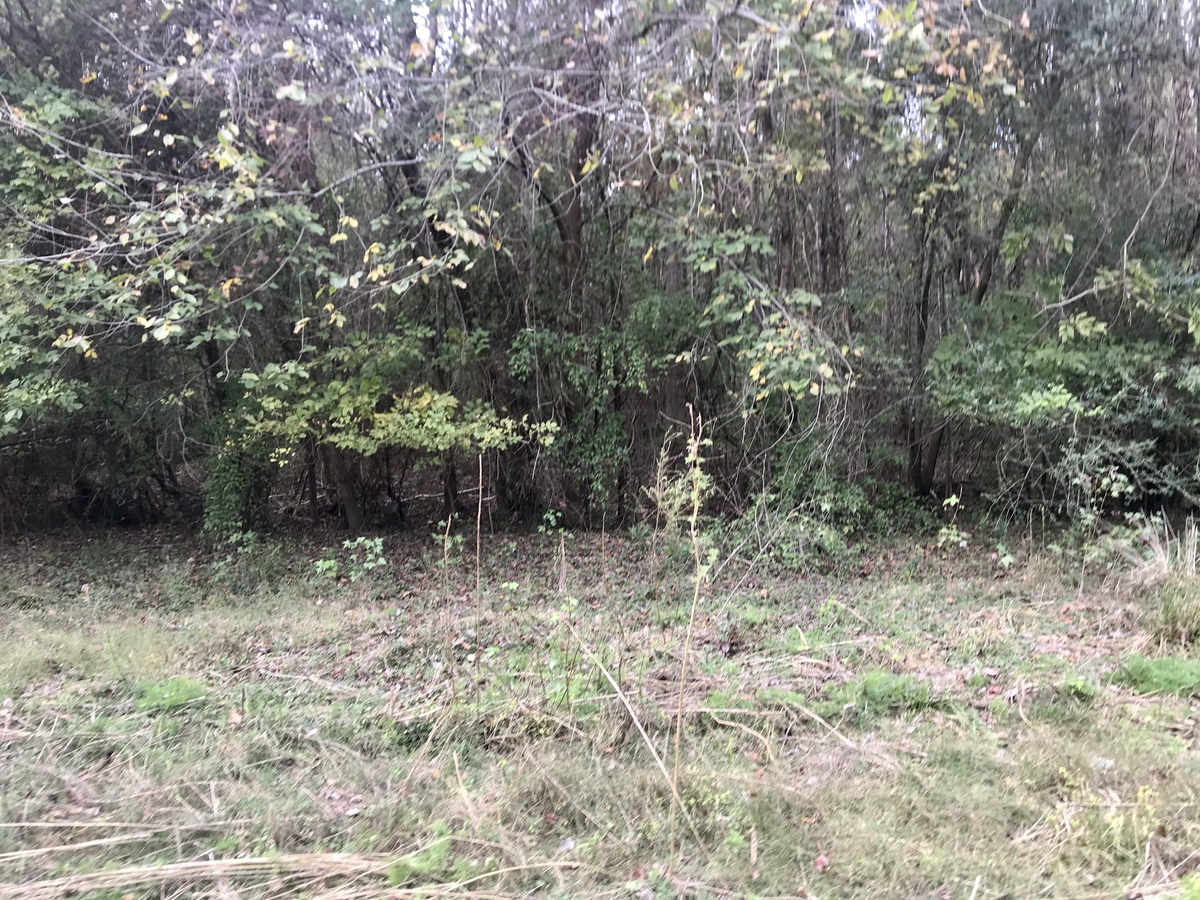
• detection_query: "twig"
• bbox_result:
[704,712,776,763]
[0,832,158,862]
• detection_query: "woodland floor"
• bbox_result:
[0,528,1198,900]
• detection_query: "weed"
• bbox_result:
[387,830,466,886]
[1112,654,1200,696]
[824,670,934,720]
[134,676,207,713]
[1062,674,1099,702]
[936,494,971,551]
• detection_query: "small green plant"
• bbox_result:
[1112,654,1200,697]
[1062,674,1098,702]
[832,670,933,717]
[935,494,970,551]
[387,829,470,885]
[344,536,386,581]
[314,536,387,582]
[537,507,567,538]
[135,677,207,713]
[994,543,1017,570]
[432,520,465,570]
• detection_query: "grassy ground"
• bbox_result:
[1,527,1198,899]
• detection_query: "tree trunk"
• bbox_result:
[907,225,944,495]
[818,102,848,292]
[442,456,461,521]
[909,422,945,497]
[322,445,363,532]
[305,439,319,522]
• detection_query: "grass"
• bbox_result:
[1120,515,1200,644]
[0,529,1198,898]
[1113,654,1200,697]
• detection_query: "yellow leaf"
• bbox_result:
[293,317,310,333]
[642,244,655,263]
[330,233,348,244]
[339,215,359,228]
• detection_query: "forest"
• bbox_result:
[4,2,1200,899]
[2,0,1197,540]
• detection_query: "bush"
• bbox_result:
[203,445,275,540]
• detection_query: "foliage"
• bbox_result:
[1,0,1199,539]
[315,537,387,583]
[203,444,274,539]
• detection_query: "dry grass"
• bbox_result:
[1,531,1198,898]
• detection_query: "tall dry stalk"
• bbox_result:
[669,406,710,856]
[475,453,485,699]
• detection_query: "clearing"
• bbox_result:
[1,530,1198,899]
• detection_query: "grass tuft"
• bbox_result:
[1120,515,1200,644]
[1112,653,1200,697]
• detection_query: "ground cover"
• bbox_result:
[1,529,1198,899]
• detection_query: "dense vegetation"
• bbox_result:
[1,0,1198,541]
